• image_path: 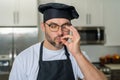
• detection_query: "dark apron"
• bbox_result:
[37,41,75,80]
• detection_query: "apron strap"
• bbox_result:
[39,41,44,62]
[64,45,70,60]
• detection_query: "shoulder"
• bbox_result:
[9,42,42,80]
[14,42,41,63]
[11,42,41,75]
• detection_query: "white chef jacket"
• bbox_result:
[9,42,90,80]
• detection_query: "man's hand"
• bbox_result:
[61,26,81,57]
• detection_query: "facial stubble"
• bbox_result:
[45,32,64,49]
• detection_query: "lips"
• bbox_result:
[55,37,62,42]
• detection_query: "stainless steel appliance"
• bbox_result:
[0,26,38,75]
[0,55,10,80]
[75,27,105,45]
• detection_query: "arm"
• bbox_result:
[61,26,107,80]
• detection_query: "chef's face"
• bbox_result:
[43,18,71,48]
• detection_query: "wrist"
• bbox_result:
[73,50,83,58]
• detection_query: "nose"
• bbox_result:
[57,27,63,35]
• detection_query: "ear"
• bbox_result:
[40,23,45,32]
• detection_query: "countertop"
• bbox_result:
[0,72,9,75]
[105,64,120,70]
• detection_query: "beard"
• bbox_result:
[45,32,64,49]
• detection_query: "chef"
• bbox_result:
[9,3,107,80]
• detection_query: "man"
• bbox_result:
[9,3,107,80]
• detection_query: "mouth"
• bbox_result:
[55,37,62,43]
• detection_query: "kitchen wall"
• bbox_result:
[81,45,120,62]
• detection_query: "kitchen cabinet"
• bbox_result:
[0,0,37,26]
[0,0,14,26]
[111,70,120,80]
[104,0,120,46]
[71,0,104,26]
[70,0,87,26]
[86,0,103,26]
[55,0,71,5]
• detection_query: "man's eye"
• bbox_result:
[50,24,58,28]
[62,23,72,27]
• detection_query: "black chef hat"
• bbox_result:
[38,3,79,22]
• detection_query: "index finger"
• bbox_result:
[66,26,79,37]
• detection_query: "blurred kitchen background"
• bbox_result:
[0,0,120,80]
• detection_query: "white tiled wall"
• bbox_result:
[81,45,120,62]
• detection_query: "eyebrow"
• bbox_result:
[48,22,71,25]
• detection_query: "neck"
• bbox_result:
[43,40,63,50]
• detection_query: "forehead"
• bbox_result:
[45,18,70,24]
